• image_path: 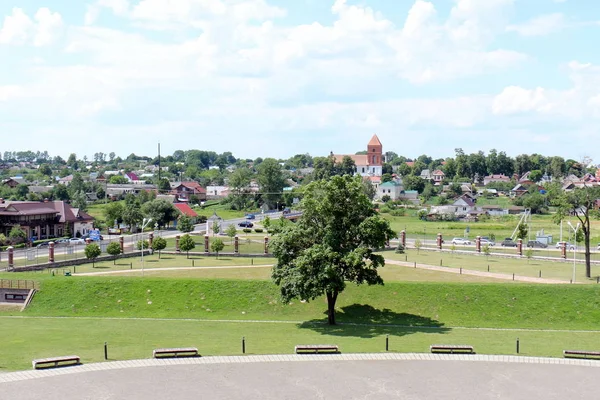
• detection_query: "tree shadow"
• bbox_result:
[299,304,450,338]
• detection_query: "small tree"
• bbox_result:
[85,243,102,268]
[525,248,534,263]
[225,224,237,244]
[381,195,391,203]
[450,244,456,255]
[516,223,528,240]
[211,238,225,258]
[8,226,27,245]
[136,240,149,250]
[263,216,271,231]
[395,243,405,254]
[482,244,491,259]
[414,239,422,254]
[212,220,221,236]
[106,242,121,265]
[178,215,194,233]
[179,234,196,258]
[152,236,167,259]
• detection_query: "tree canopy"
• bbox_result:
[271,175,396,325]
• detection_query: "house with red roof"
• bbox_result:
[0,199,94,240]
[125,172,141,184]
[171,181,207,202]
[174,203,199,223]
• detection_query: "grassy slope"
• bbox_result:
[21,278,600,330]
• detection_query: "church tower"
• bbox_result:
[367,134,383,175]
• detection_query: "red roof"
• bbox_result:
[126,172,140,181]
[368,134,382,146]
[174,203,198,217]
[177,181,206,194]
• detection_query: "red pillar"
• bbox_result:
[264,237,269,254]
[176,235,181,252]
[119,236,124,254]
[234,236,239,254]
[204,235,209,253]
[517,239,523,256]
[561,242,567,259]
[476,236,481,253]
[401,230,406,248]
[49,242,55,263]
[148,232,154,248]
[8,246,14,269]
[85,238,91,245]
[437,233,442,250]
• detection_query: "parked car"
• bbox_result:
[69,237,86,245]
[527,240,547,248]
[598,243,600,251]
[555,241,575,250]
[283,207,291,215]
[500,238,517,247]
[451,238,471,245]
[36,242,50,248]
[245,214,256,220]
[480,238,496,246]
[238,221,254,228]
[55,238,70,246]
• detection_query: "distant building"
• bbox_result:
[332,134,383,177]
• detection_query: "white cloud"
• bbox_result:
[492,86,552,114]
[0,85,23,101]
[0,7,63,46]
[506,13,564,36]
[0,8,34,45]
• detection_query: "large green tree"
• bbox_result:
[553,185,600,278]
[257,158,285,209]
[271,175,396,325]
[142,199,177,228]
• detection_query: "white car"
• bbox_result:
[69,237,86,245]
[555,241,575,250]
[451,238,471,245]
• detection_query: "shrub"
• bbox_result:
[254,228,263,233]
[243,228,252,233]
[395,243,405,254]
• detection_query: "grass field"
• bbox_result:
[386,249,600,283]
[2,278,600,370]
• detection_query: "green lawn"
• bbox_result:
[385,249,600,283]
[2,278,600,370]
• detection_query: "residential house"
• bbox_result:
[477,188,498,197]
[58,175,73,186]
[420,169,433,180]
[170,181,207,202]
[377,181,402,201]
[0,199,94,239]
[125,172,141,184]
[432,170,445,184]
[174,203,199,223]
[483,174,511,186]
[2,178,24,188]
[453,195,477,216]
[510,184,529,197]
[106,184,157,199]
[399,190,419,203]
[481,204,508,216]
[206,186,230,199]
[367,176,381,190]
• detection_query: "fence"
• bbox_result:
[0,279,38,289]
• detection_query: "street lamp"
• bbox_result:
[567,221,580,283]
[140,218,153,276]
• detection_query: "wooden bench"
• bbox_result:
[32,355,80,369]
[153,347,199,358]
[430,345,475,354]
[295,345,339,354]
[563,350,600,359]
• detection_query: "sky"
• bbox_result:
[1,0,599,162]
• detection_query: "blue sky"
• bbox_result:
[1,0,599,162]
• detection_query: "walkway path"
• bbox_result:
[1,354,599,399]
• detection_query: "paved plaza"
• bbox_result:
[1,353,599,399]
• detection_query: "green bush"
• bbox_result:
[254,228,263,233]
[243,228,252,233]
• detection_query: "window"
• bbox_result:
[5,294,26,301]
[362,168,365,173]
[372,156,376,164]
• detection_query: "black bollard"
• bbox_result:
[516,338,520,354]
[242,336,246,354]
[386,334,389,351]
[414,262,416,268]
[487,265,489,272]
[512,273,515,281]
[460,268,462,275]
[440,259,442,266]
[104,342,108,360]
[539,270,541,278]
[192,260,195,267]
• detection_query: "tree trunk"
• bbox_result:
[326,290,338,325]
[585,224,591,278]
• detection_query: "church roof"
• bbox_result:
[368,134,382,146]
[332,154,368,166]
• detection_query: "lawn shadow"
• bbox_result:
[299,304,450,338]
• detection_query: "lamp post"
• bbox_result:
[140,218,153,277]
[567,221,580,283]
